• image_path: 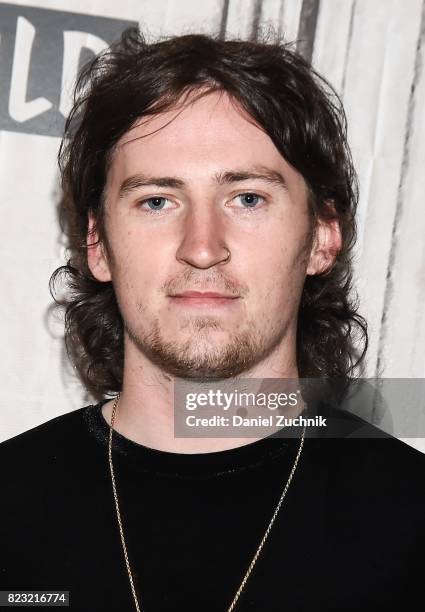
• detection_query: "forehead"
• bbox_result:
[108,91,305,190]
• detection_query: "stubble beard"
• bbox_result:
[124,312,290,380]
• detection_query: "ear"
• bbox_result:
[306,206,342,276]
[86,212,112,282]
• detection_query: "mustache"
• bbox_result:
[162,269,248,297]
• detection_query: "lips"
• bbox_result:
[168,290,240,307]
[172,291,238,298]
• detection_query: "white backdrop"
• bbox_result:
[1,0,424,450]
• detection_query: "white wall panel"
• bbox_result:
[225,0,263,38]
[138,0,224,37]
[280,0,303,43]
[313,0,354,93]
[314,0,424,380]
[382,2,425,378]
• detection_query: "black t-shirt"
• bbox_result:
[0,399,424,611]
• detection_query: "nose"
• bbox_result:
[176,203,230,269]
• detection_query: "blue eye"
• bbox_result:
[142,197,168,210]
[238,193,263,208]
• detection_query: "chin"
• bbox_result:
[149,338,262,380]
[127,317,268,379]
[172,325,235,346]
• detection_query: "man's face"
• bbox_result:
[88,91,336,379]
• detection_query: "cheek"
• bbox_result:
[107,238,151,304]
[248,236,304,278]
[246,237,308,308]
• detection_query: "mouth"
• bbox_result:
[168,291,240,308]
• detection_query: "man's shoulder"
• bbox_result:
[342,428,425,473]
[313,405,425,493]
[0,404,106,535]
[0,404,97,467]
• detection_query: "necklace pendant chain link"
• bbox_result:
[108,392,306,612]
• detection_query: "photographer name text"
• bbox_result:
[185,415,327,428]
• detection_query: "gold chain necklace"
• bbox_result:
[107,392,306,612]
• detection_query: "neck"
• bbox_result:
[101,335,302,454]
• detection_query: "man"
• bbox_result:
[1,27,424,612]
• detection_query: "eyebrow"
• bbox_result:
[118,166,287,199]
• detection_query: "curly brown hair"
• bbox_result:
[50,26,368,400]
